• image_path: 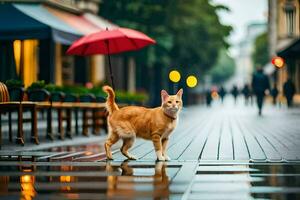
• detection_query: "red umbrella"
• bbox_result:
[67,27,156,89]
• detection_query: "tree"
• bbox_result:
[100,0,232,105]
[252,32,269,67]
[208,49,235,84]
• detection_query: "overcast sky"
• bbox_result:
[211,0,268,56]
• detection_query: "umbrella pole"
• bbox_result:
[105,40,115,89]
[107,54,115,89]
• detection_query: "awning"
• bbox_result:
[277,38,300,58]
[0,4,50,40]
[45,6,100,35]
[83,13,118,30]
[0,3,119,44]
[14,4,82,45]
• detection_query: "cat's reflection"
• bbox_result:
[106,161,170,199]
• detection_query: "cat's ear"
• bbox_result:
[161,90,169,102]
[176,88,183,99]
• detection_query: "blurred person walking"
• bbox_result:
[283,78,296,107]
[218,86,226,103]
[231,85,239,105]
[270,83,279,105]
[251,67,270,116]
[206,90,212,107]
[242,84,251,105]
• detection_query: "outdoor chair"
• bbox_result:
[63,94,79,135]
[74,94,107,136]
[51,92,72,139]
[79,94,97,136]
[27,89,53,141]
[0,83,36,147]
[6,86,38,144]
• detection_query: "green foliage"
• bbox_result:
[100,0,232,73]
[25,81,148,104]
[252,32,269,67]
[27,80,46,91]
[116,91,149,104]
[208,49,235,84]
[5,79,23,87]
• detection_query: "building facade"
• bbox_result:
[269,0,300,98]
[0,0,119,88]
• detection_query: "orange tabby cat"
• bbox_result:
[102,85,183,161]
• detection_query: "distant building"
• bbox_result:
[233,23,267,87]
[269,0,300,97]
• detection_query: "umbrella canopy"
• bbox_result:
[67,27,156,55]
[67,27,156,89]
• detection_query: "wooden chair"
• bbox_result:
[27,89,52,141]
[0,83,30,147]
[51,92,72,139]
[63,94,79,135]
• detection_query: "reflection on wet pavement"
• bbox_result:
[189,164,300,200]
[0,161,180,199]
[0,162,299,199]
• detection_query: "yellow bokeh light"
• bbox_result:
[186,75,198,88]
[274,58,284,68]
[169,70,181,83]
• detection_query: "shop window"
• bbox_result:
[284,1,296,37]
[61,45,74,85]
[13,40,38,87]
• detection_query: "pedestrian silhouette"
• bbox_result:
[283,78,296,108]
[218,86,226,103]
[270,83,279,105]
[231,85,239,104]
[205,90,212,107]
[242,84,251,105]
[251,67,270,116]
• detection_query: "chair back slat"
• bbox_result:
[79,94,96,102]
[63,94,78,102]
[8,87,24,102]
[0,82,10,102]
[27,89,50,102]
[51,92,65,102]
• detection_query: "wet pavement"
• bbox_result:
[0,100,300,199]
[0,161,299,199]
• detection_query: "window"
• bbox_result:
[284,1,296,37]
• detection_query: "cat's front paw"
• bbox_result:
[128,155,137,160]
[164,155,171,161]
[156,155,165,161]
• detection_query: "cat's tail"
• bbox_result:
[102,85,119,114]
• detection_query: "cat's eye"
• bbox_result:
[167,101,172,104]
[176,101,179,103]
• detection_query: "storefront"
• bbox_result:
[0,2,116,87]
[277,38,300,95]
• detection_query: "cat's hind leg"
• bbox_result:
[121,137,136,160]
[105,131,119,160]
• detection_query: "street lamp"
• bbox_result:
[169,70,181,93]
[271,56,285,68]
[186,75,198,88]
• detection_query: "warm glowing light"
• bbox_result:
[60,176,71,182]
[20,175,36,200]
[186,75,198,88]
[169,70,181,83]
[211,91,219,99]
[271,56,285,68]
[21,175,32,183]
